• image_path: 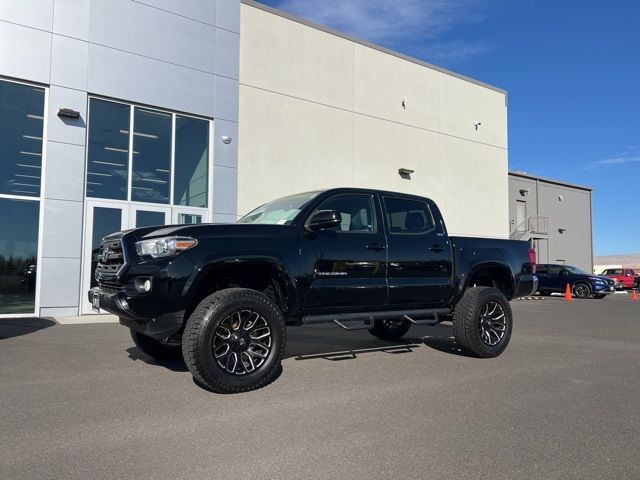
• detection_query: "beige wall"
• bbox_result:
[238,3,509,238]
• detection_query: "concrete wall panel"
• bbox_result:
[47,86,88,146]
[0,22,51,84]
[354,44,439,132]
[38,257,81,308]
[90,0,216,73]
[215,29,240,80]
[51,35,89,91]
[213,119,238,168]
[217,0,241,33]
[440,74,507,149]
[0,0,53,31]
[53,0,90,40]
[87,43,216,117]
[41,199,83,257]
[238,85,354,215]
[438,136,508,238]
[240,6,354,110]
[44,142,86,202]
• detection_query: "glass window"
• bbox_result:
[312,195,375,233]
[131,108,172,204]
[135,210,166,227]
[0,198,40,314]
[536,265,548,274]
[86,99,131,200]
[548,266,562,275]
[0,80,45,197]
[384,197,435,233]
[174,115,209,208]
[239,192,320,225]
[178,213,202,224]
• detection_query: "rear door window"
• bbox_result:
[383,197,435,234]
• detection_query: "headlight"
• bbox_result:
[135,236,197,258]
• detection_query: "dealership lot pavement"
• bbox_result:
[2,296,639,480]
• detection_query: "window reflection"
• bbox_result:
[87,99,130,200]
[131,108,171,204]
[174,116,209,208]
[0,80,44,197]
[0,198,39,314]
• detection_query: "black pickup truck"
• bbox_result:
[89,188,537,393]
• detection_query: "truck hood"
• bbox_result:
[131,222,293,241]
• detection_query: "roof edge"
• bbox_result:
[508,171,593,191]
[241,0,508,102]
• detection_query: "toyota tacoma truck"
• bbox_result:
[89,188,537,393]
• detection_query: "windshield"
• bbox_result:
[565,266,589,275]
[238,192,321,225]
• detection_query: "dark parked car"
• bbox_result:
[89,188,537,393]
[536,264,615,299]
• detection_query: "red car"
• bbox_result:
[600,268,638,289]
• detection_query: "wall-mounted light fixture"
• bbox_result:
[519,188,530,196]
[398,168,414,176]
[474,121,482,130]
[220,135,232,145]
[558,228,567,234]
[57,108,80,119]
[558,195,564,201]
[401,97,407,109]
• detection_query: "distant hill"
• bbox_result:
[594,253,640,269]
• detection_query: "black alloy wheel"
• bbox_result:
[573,283,591,299]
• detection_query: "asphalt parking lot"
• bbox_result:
[1,295,639,480]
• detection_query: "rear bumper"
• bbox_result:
[88,287,184,339]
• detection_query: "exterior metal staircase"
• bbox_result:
[510,215,549,242]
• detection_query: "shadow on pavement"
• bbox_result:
[411,323,473,357]
[126,347,189,372]
[0,317,57,340]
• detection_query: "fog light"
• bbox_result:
[135,277,153,293]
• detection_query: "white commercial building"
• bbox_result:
[0,0,514,318]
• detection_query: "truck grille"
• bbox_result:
[95,238,126,288]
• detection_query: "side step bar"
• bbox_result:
[302,308,450,330]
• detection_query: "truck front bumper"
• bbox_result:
[88,287,184,339]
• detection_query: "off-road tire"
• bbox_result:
[369,319,411,340]
[453,287,512,358]
[573,282,591,299]
[182,288,286,394]
[130,329,183,361]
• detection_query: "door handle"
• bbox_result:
[429,244,445,252]
[366,243,386,251]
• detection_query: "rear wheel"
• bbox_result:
[453,287,512,358]
[573,282,591,299]
[369,319,411,341]
[130,329,183,361]
[182,288,286,394]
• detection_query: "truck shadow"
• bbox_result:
[125,323,469,375]
[286,322,471,360]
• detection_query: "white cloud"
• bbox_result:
[273,0,489,63]
[585,154,640,170]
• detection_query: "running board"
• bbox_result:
[302,308,450,327]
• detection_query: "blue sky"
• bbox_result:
[261,0,640,256]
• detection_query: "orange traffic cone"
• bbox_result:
[632,289,638,301]
[564,284,573,302]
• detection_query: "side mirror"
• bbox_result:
[307,210,342,231]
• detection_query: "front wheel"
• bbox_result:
[130,329,183,361]
[453,287,512,358]
[573,282,591,299]
[182,288,286,394]
[369,319,411,340]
